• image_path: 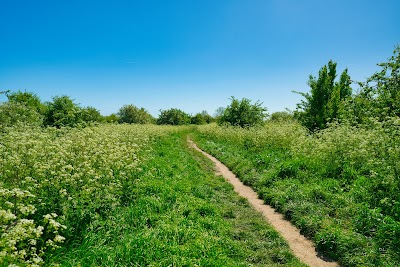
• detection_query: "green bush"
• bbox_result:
[0,102,43,130]
[157,108,191,125]
[117,104,154,124]
[218,97,268,127]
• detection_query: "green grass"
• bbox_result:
[47,130,306,267]
[192,123,400,267]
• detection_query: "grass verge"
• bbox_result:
[47,130,306,266]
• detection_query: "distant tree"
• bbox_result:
[218,97,268,127]
[117,104,154,124]
[0,90,45,129]
[214,107,225,119]
[80,106,103,123]
[104,113,119,123]
[6,90,46,115]
[157,108,191,125]
[0,102,43,129]
[191,113,207,125]
[191,110,214,125]
[201,110,214,123]
[344,45,400,123]
[293,60,352,131]
[270,111,294,122]
[45,95,82,127]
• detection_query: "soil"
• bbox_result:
[188,139,339,267]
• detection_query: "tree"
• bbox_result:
[201,110,214,123]
[270,111,294,122]
[218,97,268,127]
[191,113,206,125]
[0,91,45,129]
[6,90,46,115]
[191,110,214,125]
[80,106,103,123]
[104,113,119,123]
[346,45,400,123]
[45,95,82,127]
[117,104,154,124]
[157,108,191,125]
[214,107,225,119]
[0,102,43,129]
[293,60,352,131]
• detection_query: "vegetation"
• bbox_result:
[270,111,294,122]
[218,97,268,127]
[294,60,352,131]
[192,119,400,266]
[117,104,154,124]
[344,46,400,124]
[191,110,214,125]
[0,125,305,266]
[1,45,400,266]
[157,108,191,125]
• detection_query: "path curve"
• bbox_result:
[188,139,339,267]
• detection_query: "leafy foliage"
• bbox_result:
[0,91,45,130]
[0,102,44,130]
[218,97,268,127]
[103,113,119,123]
[270,111,294,122]
[157,108,191,125]
[193,119,400,266]
[344,46,400,124]
[44,96,83,127]
[294,60,352,131]
[191,110,214,125]
[117,104,154,124]
[6,90,46,115]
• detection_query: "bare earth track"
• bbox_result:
[188,139,339,267]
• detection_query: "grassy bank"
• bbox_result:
[192,121,400,267]
[1,125,305,266]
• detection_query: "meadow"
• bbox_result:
[1,124,306,267]
[192,120,400,267]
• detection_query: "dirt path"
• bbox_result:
[188,139,339,267]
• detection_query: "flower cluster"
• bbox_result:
[0,124,176,266]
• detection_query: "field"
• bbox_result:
[1,124,305,267]
[192,121,400,267]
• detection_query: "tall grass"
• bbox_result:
[1,125,306,266]
[0,124,175,266]
[193,119,400,266]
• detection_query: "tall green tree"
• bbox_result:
[294,60,352,131]
[218,97,268,127]
[117,104,154,124]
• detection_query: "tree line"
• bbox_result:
[1,45,399,130]
[0,91,216,129]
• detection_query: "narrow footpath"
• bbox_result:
[188,139,339,267]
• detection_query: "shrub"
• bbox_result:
[117,104,154,124]
[157,108,191,125]
[44,96,83,128]
[218,97,268,127]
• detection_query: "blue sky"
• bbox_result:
[1,0,399,116]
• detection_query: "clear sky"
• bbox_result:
[1,0,399,116]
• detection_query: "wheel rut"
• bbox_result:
[188,139,339,267]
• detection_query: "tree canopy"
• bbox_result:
[294,60,352,131]
[117,104,154,124]
[218,97,268,127]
